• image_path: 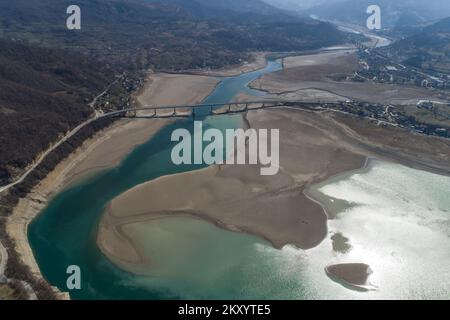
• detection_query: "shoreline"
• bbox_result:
[248,50,448,105]
[188,52,269,77]
[6,47,450,298]
[5,67,227,299]
[98,104,450,274]
[6,118,170,299]
[324,263,375,292]
[97,108,369,272]
[302,156,371,221]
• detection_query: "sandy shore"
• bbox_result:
[7,47,450,295]
[6,71,220,298]
[6,118,169,300]
[97,108,367,272]
[136,73,220,107]
[98,104,450,273]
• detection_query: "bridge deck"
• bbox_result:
[107,100,336,119]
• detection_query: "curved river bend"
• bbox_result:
[29,60,287,300]
[29,56,450,299]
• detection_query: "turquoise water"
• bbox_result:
[28,59,284,300]
[121,158,450,300]
[28,57,450,299]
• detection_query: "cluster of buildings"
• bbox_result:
[328,101,449,138]
[355,50,450,90]
[93,73,145,114]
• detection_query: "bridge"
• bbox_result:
[103,99,336,119]
[1,99,348,194]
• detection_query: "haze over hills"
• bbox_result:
[306,0,450,30]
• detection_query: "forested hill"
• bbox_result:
[381,18,450,73]
[0,39,114,184]
[0,0,352,187]
[146,0,294,20]
[0,0,349,70]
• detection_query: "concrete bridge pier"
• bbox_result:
[126,108,137,118]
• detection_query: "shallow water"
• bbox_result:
[28,55,450,299]
[28,59,285,300]
[304,159,450,299]
[118,160,450,300]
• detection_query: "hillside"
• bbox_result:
[381,18,450,73]
[307,0,450,30]
[0,0,348,70]
[148,0,292,19]
[0,0,351,186]
[0,39,114,185]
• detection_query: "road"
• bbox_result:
[0,97,432,195]
[0,81,122,194]
[0,238,7,276]
[0,115,100,194]
[0,100,292,194]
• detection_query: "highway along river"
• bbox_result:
[29,58,288,299]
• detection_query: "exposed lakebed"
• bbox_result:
[28,56,450,299]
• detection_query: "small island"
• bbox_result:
[325,263,374,291]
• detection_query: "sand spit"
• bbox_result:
[98,108,366,271]
[6,71,220,299]
[99,106,450,273]
[136,73,220,108]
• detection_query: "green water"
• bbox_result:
[28,57,450,299]
[28,59,284,300]
[122,218,275,299]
